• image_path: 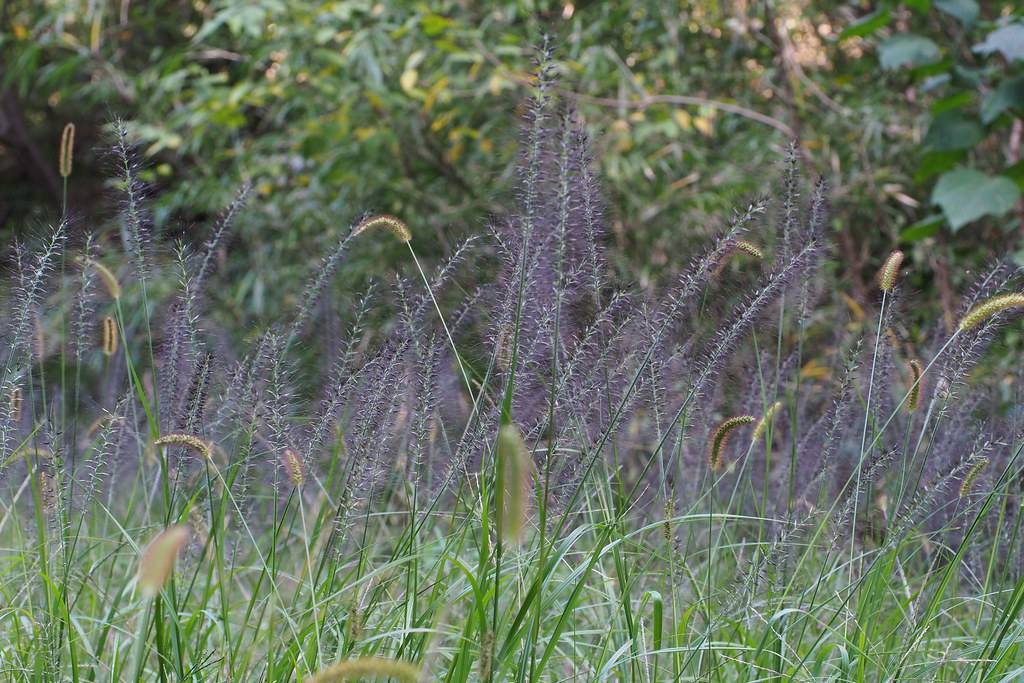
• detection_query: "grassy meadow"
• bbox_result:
[3,60,1024,683]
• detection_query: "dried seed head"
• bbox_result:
[346,604,364,643]
[34,314,45,362]
[8,386,22,422]
[38,470,56,513]
[958,293,1024,331]
[497,423,533,543]
[709,415,756,471]
[83,258,122,299]
[662,499,675,543]
[907,359,923,413]
[959,457,989,498]
[878,250,904,293]
[478,630,495,682]
[101,315,118,356]
[305,657,421,683]
[137,525,189,597]
[154,433,212,460]
[751,401,782,442]
[352,214,411,243]
[281,447,305,487]
[59,123,75,178]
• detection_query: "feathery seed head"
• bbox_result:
[959,457,989,498]
[8,386,22,422]
[751,401,782,442]
[735,240,764,259]
[958,293,1024,331]
[907,359,923,413]
[82,258,122,299]
[101,315,118,356]
[137,525,189,597]
[59,123,75,178]
[305,657,421,683]
[878,250,904,293]
[478,630,495,682]
[154,433,212,460]
[497,423,532,543]
[352,214,411,243]
[709,415,755,471]
[281,447,305,487]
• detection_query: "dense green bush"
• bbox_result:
[1,1,1022,325]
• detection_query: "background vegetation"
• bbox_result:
[3,3,1024,682]
[3,0,1023,321]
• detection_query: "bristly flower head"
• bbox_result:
[154,433,212,460]
[497,423,532,543]
[8,386,22,422]
[137,525,189,597]
[709,415,755,471]
[878,250,904,293]
[59,123,75,178]
[352,214,411,243]
[907,359,923,413]
[305,657,421,683]
[751,401,782,442]
[959,456,989,498]
[958,293,1024,331]
[81,258,121,299]
[281,447,305,487]
[101,315,118,356]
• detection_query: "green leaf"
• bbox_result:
[924,111,983,151]
[934,0,979,24]
[973,24,1024,62]
[841,10,891,40]
[931,91,973,115]
[1004,160,1024,190]
[981,76,1024,124]
[915,150,966,182]
[900,215,943,242]
[932,169,1022,231]
[878,34,941,70]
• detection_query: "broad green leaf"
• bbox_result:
[924,111,983,151]
[973,24,1024,62]
[1004,160,1024,190]
[915,150,966,182]
[900,215,943,242]
[932,169,1021,231]
[981,76,1024,124]
[931,91,972,115]
[878,34,941,70]
[840,10,891,40]
[934,0,979,24]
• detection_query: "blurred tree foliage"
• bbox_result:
[1,0,1022,328]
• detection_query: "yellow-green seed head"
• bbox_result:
[352,214,412,243]
[959,457,989,498]
[878,250,904,292]
[497,423,532,543]
[709,415,755,471]
[751,401,782,442]
[138,525,189,597]
[734,240,764,259]
[59,123,75,178]
[305,657,421,683]
[155,433,213,460]
[907,359,923,413]
[958,293,1024,331]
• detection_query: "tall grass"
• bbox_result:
[2,58,1024,682]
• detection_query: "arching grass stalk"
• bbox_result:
[848,250,902,607]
